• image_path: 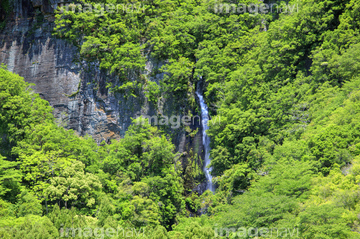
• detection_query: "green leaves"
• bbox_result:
[16,191,42,217]
[45,161,102,210]
[213,163,254,201]
[100,118,177,180]
[0,68,53,157]
[95,118,184,227]
[145,80,160,103]
[0,155,21,203]
[296,164,360,238]
[5,0,360,236]
[161,57,194,96]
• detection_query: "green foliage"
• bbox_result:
[182,148,204,195]
[0,68,185,232]
[15,190,42,217]
[98,118,184,228]
[161,57,194,98]
[0,198,14,218]
[145,80,160,104]
[0,66,53,157]
[213,163,254,202]
[100,117,178,180]
[45,161,102,211]
[0,215,58,239]
[170,221,214,239]
[0,154,21,203]
[4,0,360,237]
[47,204,95,234]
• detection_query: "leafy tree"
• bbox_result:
[16,190,42,217]
[0,64,53,157]
[0,154,21,203]
[45,161,102,211]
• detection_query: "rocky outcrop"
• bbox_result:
[0,15,123,142]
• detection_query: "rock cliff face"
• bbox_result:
[1,0,171,142]
[0,0,207,193]
[0,16,125,142]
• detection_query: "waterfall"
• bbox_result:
[196,79,215,193]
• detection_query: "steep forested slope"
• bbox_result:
[2,0,360,238]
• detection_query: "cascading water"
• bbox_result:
[196,79,215,193]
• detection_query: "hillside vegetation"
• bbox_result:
[1,0,360,238]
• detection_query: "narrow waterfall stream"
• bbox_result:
[196,80,215,193]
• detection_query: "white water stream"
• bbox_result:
[196,80,215,193]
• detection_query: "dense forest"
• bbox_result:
[2,0,360,238]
